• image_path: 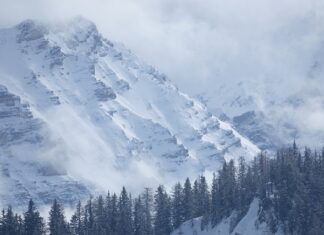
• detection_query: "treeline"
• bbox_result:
[1,143,324,235]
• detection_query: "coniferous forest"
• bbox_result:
[1,143,324,235]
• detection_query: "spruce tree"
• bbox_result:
[23,199,44,235]
[116,187,133,235]
[70,201,83,235]
[3,206,24,235]
[142,188,153,235]
[154,185,172,235]
[14,214,24,235]
[103,192,114,235]
[133,196,145,235]
[109,193,118,234]
[192,179,200,218]
[93,195,106,235]
[171,182,184,229]
[182,178,193,221]
[48,200,69,235]
[211,173,220,227]
[237,156,247,212]
[84,198,94,234]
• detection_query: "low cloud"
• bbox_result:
[1,0,324,143]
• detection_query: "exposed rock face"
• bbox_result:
[0,85,90,208]
[94,81,116,101]
[16,20,47,43]
[46,46,65,68]
[0,85,42,146]
[232,111,281,150]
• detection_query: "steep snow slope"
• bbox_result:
[0,17,259,207]
[171,199,284,235]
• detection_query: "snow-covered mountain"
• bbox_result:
[0,17,259,208]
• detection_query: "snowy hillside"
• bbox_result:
[0,17,259,207]
[172,199,283,235]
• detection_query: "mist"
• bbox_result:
[1,0,324,142]
[0,0,322,88]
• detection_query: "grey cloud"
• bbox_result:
[1,0,324,145]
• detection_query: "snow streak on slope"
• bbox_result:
[0,17,259,207]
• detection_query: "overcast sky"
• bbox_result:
[0,0,323,94]
[1,0,324,142]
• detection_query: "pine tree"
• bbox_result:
[103,192,113,235]
[211,173,220,227]
[133,196,145,235]
[116,187,133,235]
[70,201,83,235]
[93,195,106,235]
[48,200,69,235]
[23,199,44,235]
[154,185,172,235]
[237,156,248,213]
[14,214,24,235]
[109,193,118,234]
[227,160,237,209]
[217,162,228,218]
[192,179,200,218]
[192,175,211,226]
[182,178,193,221]
[199,176,210,215]
[2,206,19,235]
[84,198,95,234]
[142,188,153,235]
[0,209,5,234]
[171,182,184,229]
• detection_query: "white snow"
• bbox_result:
[0,17,260,207]
[171,199,284,235]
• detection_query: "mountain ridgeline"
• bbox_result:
[1,144,323,235]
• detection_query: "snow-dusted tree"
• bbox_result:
[142,188,153,235]
[48,200,69,235]
[23,199,44,235]
[116,187,133,235]
[133,196,145,235]
[70,201,83,235]
[182,178,193,221]
[171,182,184,229]
[154,185,172,235]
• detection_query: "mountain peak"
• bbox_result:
[61,16,98,37]
[67,16,97,30]
[15,19,47,42]
[51,16,100,47]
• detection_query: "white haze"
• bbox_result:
[0,1,323,154]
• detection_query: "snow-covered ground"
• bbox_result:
[0,17,260,208]
[172,199,283,235]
